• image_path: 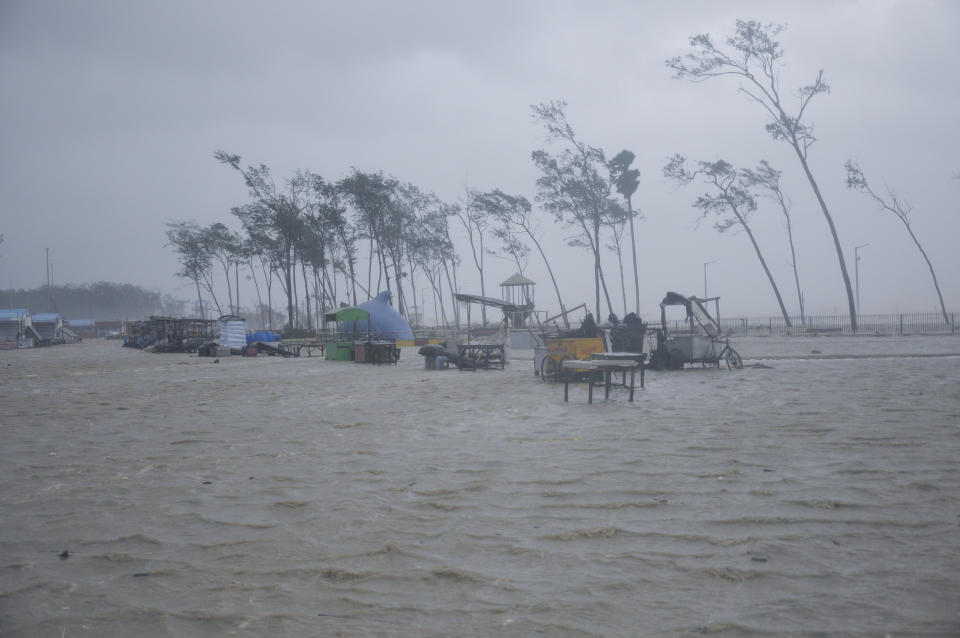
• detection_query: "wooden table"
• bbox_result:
[363,341,400,365]
[561,359,642,404]
[300,342,325,357]
[278,340,325,357]
[590,351,646,389]
[457,343,505,370]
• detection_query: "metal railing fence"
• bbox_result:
[707,312,956,337]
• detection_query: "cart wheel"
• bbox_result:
[724,347,743,370]
[541,356,559,382]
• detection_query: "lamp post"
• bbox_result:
[703,260,717,298]
[855,244,869,316]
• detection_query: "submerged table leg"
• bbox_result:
[629,368,636,401]
[564,378,569,402]
[604,370,611,399]
[588,372,594,404]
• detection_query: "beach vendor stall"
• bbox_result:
[323,292,408,364]
[323,306,370,361]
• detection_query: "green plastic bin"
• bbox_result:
[326,341,354,361]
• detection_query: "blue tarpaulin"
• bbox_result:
[339,291,413,340]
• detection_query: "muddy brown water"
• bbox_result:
[1,337,959,637]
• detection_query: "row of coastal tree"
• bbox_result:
[167,102,647,332]
[167,20,953,333]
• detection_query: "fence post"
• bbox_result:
[899,314,903,336]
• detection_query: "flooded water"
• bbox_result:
[2,337,959,637]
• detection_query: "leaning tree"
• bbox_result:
[667,20,858,331]
[471,188,569,328]
[664,155,792,327]
[166,220,217,318]
[741,160,806,325]
[845,160,950,325]
[608,150,643,316]
[216,151,310,329]
[531,100,618,321]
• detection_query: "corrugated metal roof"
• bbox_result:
[33,313,61,322]
[0,309,30,321]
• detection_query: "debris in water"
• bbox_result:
[59,550,69,560]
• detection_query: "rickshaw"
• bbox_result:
[649,292,742,370]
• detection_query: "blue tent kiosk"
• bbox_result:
[340,291,414,341]
[323,292,411,363]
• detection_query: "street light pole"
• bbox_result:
[703,260,716,298]
[854,244,869,316]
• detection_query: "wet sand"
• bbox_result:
[1,337,959,637]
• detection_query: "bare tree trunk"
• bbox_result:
[784,213,805,325]
[265,266,275,331]
[735,210,792,327]
[247,259,264,329]
[593,214,601,320]
[283,245,295,329]
[219,262,233,315]
[628,199,640,316]
[525,229,568,328]
[902,222,950,325]
[202,272,222,316]
[617,241,627,318]
[341,232,357,306]
[441,257,459,331]
[794,151,857,332]
[391,254,407,318]
[378,245,389,296]
[195,278,204,319]
[300,257,312,331]
[367,235,374,298]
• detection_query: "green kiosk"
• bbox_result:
[323,307,370,361]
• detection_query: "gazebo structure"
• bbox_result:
[499,273,536,328]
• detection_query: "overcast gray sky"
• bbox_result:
[2,0,958,319]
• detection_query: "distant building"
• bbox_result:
[94,319,127,338]
[66,318,97,339]
[0,309,31,349]
[32,312,63,343]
